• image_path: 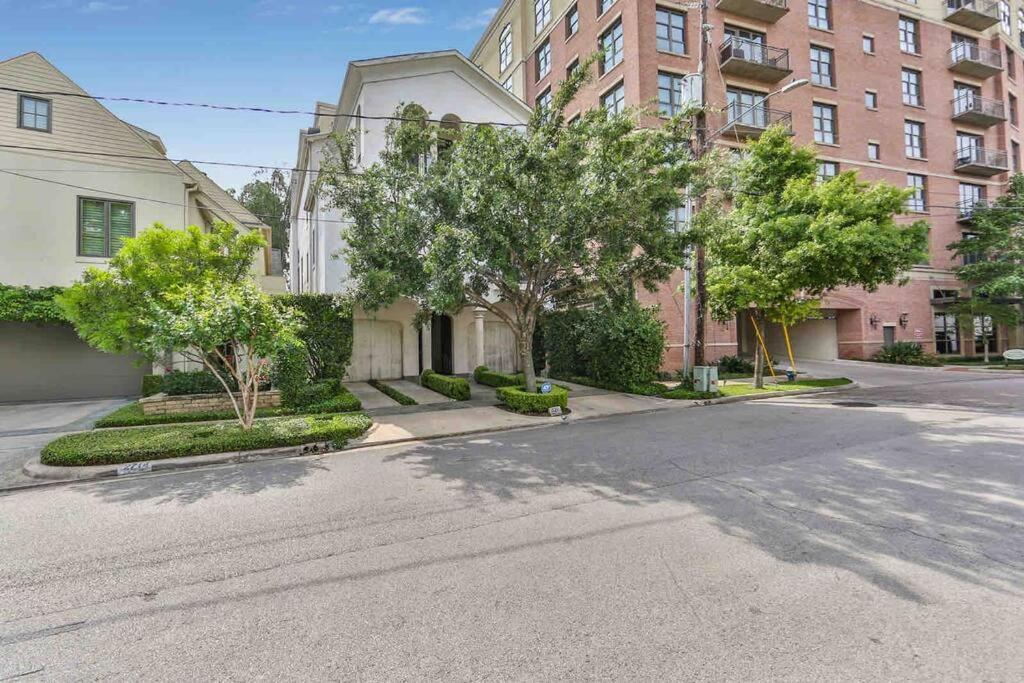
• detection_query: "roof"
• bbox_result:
[176,160,268,230]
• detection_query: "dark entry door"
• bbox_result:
[431,313,454,375]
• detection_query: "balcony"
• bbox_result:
[951,94,1007,127]
[719,37,792,83]
[956,199,989,223]
[954,147,1008,176]
[944,0,1000,31]
[718,105,792,140]
[716,0,788,23]
[948,43,1003,78]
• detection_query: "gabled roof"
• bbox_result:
[177,160,268,231]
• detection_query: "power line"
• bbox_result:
[0,85,528,128]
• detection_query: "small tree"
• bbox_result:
[233,169,291,263]
[945,298,1018,363]
[58,223,296,429]
[320,63,695,391]
[947,172,1024,360]
[706,127,929,387]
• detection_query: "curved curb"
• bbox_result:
[690,381,860,407]
[23,441,333,482]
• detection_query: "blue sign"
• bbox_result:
[540,382,552,394]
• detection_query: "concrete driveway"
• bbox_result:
[0,398,129,488]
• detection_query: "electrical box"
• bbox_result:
[694,365,718,393]
[682,74,703,107]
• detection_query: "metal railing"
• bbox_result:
[719,36,790,71]
[952,93,1006,118]
[956,198,989,220]
[946,0,1000,19]
[724,104,792,131]
[955,146,1009,168]
[948,42,1003,69]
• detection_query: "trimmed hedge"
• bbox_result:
[141,375,163,397]
[473,365,525,388]
[0,284,67,324]
[368,379,417,405]
[420,369,471,401]
[161,370,236,396]
[274,293,354,381]
[550,373,666,396]
[496,385,569,414]
[42,413,373,466]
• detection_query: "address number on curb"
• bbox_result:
[117,462,153,476]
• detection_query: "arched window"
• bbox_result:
[437,114,462,161]
[399,104,430,169]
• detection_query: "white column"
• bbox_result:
[421,320,432,374]
[474,308,486,369]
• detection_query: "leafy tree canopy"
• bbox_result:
[233,169,291,257]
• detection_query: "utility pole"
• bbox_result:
[692,0,710,369]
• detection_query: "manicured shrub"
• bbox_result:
[580,301,666,392]
[272,336,312,407]
[42,413,373,466]
[368,379,417,405]
[871,341,942,366]
[420,369,471,401]
[542,308,590,378]
[0,284,67,324]
[302,388,362,414]
[275,293,354,381]
[161,370,235,395]
[473,365,525,388]
[716,355,754,375]
[285,379,341,408]
[496,385,569,414]
[141,375,163,397]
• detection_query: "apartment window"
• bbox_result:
[1008,45,1017,79]
[956,132,983,162]
[567,58,580,79]
[906,174,927,212]
[1013,140,1021,171]
[534,0,551,33]
[901,68,922,106]
[502,75,514,92]
[812,103,837,144]
[865,90,877,109]
[975,315,997,353]
[962,232,983,265]
[536,39,551,81]
[658,72,686,117]
[601,81,626,114]
[536,88,552,112]
[499,24,513,71]
[78,197,134,258]
[18,95,51,132]
[808,0,831,30]
[598,0,616,15]
[599,19,624,74]
[669,205,690,233]
[817,161,838,181]
[810,45,834,87]
[566,3,579,38]
[1019,8,1024,49]
[656,7,686,55]
[934,313,959,354]
[904,120,925,158]
[1011,94,1019,125]
[959,182,985,217]
[727,87,768,126]
[863,34,875,53]
[1000,0,1011,33]
[898,16,919,54]
[868,142,880,161]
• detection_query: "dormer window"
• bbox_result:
[18,95,51,132]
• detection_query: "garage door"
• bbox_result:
[484,322,519,374]
[0,322,148,402]
[764,316,839,362]
[349,319,403,380]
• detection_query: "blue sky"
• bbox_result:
[1,0,499,191]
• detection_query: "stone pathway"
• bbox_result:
[344,382,400,410]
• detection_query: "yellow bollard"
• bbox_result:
[782,324,798,377]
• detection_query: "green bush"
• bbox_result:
[42,413,373,466]
[716,355,754,375]
[368,379,417,405]
[275,293,354,381]
[272,337,312,407]
[285,379,340,408]
[141,375,163,397]
[473,365,525,387]
[551,373,665,396]
[420,369,471,401]
[496,385,569,414]
[161,370,235,395]
[0,284,67,324]
[872,341,942,366]
[543,308,590,378]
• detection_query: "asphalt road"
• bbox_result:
[2,368,1023,680]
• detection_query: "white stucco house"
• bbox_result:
[0,51,284,402]
[289,50,532,381]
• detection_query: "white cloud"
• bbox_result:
[368,7,428,25]
[451,7,496,30]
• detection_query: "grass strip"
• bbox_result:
[368,379,418,406]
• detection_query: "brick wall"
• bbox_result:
[139,391,282,416]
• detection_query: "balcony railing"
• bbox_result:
[716,0,788,23]
[948,42,1003,77]
[951,94,1007,126]
[956,198,989,222]
[719,37,792,83]
[720,104,792,138]
[945,0,1000,31]
[955,146,1009,176]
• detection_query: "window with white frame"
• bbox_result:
[499,24,513,71]
[566,3,579,38]
[1000,1,1011,33]
[658,72,685,117]
[863,34,874,53]
[904,120,925,158]
[1019,8,1024,48]
[599,19,624,74]
[901,68,922,106]
[808,0,830,30]
[601,81,626,114]
[868,142,880,161]
[598,0,616,15]
[536,39,551,80]
[534,0,551,33]
[536,88,552,112]
[817,161,838,181]
[934,312,959,354]
[656,7,686,54]
[865,90,878,109]
[502,75,514,92]
[898,15,919,53]
[906,173,927,212]
[810,45,834,87]
[812,103,836,144]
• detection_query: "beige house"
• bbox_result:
[0,52,283,402]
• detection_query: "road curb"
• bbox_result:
[692,382,860,406]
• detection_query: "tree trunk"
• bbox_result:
[753,342,765,389]
[519,325,537,393]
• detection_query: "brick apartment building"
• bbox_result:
[471,0,1024,365]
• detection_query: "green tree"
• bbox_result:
[706,126,929,386]
[58,224,296,429]
[233,169,290,261]
[947,172,1024,360]
[319,63,695,391]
